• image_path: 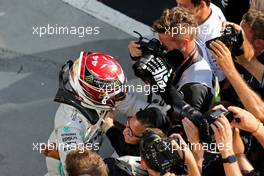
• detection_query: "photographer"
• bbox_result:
[129,7,213,113]
[209,9,264,121]
[175,0,227,81]
[183,110,256,176]
[101,107,167,157]
[139,128,200,176]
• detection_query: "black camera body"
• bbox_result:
[205,108,234,124]
[132,31,184,87]
[140,131,185,175]
[206,25,244,56]
[133,31,167,59]
[162,86,235,143]
[132,31,168,83]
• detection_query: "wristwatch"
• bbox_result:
[222,155,237,163]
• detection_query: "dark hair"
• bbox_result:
[135,107,166,131]
[242,9,264,40]
[191,0,211,6]
[66,149,108,176]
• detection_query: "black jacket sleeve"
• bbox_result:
[180,83,213,113]
[105,127,140,157]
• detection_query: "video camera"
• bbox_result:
[206,25,244,57]
[140,130,185,175]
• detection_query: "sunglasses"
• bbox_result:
[126,117,142,138]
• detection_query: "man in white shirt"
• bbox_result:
[176,0,226,81]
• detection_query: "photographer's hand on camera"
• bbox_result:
[170,133,201,176]
[222,22,242,34]
[211,116,243,176]
[210,40,236,76]
[228,106,264,148]
[128,41,142,59]
[211,116,234,158]
[228,106,262,133]
[182,117,204,172]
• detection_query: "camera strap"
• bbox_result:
[172,46,202,87]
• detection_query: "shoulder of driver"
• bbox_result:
[54,104,87,131]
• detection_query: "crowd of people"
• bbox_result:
[43,0,264,175]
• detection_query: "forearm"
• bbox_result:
[236,154,254,174]
[240,58,264,83]
[221,151,242,176]
[252,123,264,148]
[223,162,243,176]
[186,156,201,176]
[225,68,264,121]
[191,144,204,173]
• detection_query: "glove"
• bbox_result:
[143,55,174,92]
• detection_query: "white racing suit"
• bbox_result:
[45,93,149,176]
[45,103,107,176]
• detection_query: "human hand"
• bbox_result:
[170,133,193,162]
[164,172,176,176]
[222,21,242,34]
[209,40,236,74]
[182,117,204,162]
[182,117,200,144]
[101,111,115,133]
[128,41,142,58]
[232,128,245,156]
[211,116,234,158]
[228,106,261,133]
[144,56,173,91]
[212,104,228,112]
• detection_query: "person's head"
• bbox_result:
[240,9,264,56]
[176,0,211,20]
[152,7,198,56]
[66,149,108,176]
[69,51,127,110]
[139,128,167,176]
[123,107,166,145]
